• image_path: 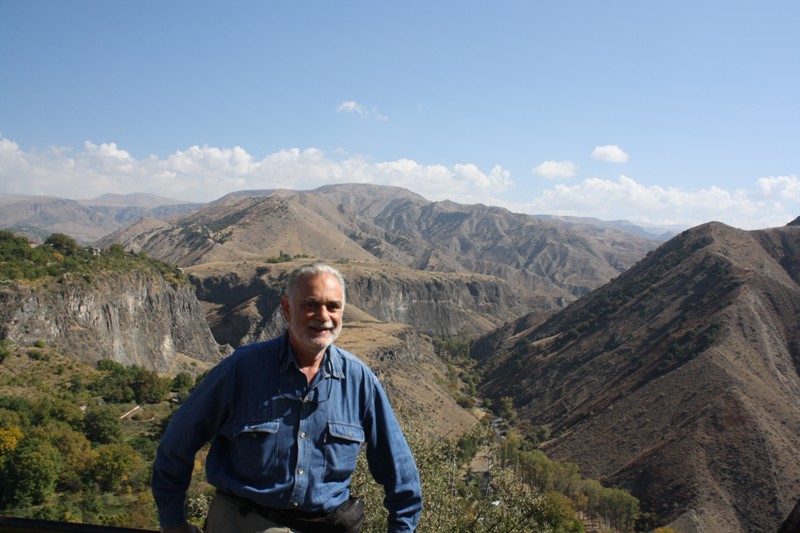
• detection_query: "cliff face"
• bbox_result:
[345,269,519,337]
[188,261,523,348]
[0,271,225,373]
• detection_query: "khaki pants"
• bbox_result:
[204,492,298,533]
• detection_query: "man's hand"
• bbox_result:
[161,523,202,533]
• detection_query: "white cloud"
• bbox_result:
[0,136,511,205]
[524,174,796,230]
[336,100,388,121]
[757,175,800,201]
[591,145,629,163]
[83,141,133,161]
[531,160,577,180]
[337,101,365,115]
[2,136,796,230]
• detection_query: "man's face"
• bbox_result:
[281,272,344,360]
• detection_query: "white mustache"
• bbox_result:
[312,322,335,330]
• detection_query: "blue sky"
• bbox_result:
[1,1,798,230]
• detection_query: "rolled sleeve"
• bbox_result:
[364,380,423,532]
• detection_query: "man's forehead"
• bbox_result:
[302,295,343,304]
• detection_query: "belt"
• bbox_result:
[217,490,346,533]
[216,489,364,533]
[216,489,327,521]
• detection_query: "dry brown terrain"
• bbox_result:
[476,221,800,532]
[98,184,658,311]
[336,318,478,438]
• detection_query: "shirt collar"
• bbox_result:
[279,332,345,380]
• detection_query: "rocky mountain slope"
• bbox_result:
[187,259,523,348]
[0,193,200,243]
[0,270,225,374]
[99,184,659,312]
[474,221,800,532]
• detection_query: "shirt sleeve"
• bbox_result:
[151,357,233,528]
[364,377,423,533]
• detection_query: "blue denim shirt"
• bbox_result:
[152,333,422,532]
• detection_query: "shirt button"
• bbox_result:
[300,432,306,439]
[298,468,304,475]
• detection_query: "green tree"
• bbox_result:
[0,437,62,507]
[96,359,126,373]
[599,486,640,533]
[579,478,604,525]
[0,395,34,428]
[497,430,523,470]
[107,243,127,256]
[498,395,517,421]
[518,448,555,492]
[32,396,83,429]
[44,233,80,255]
[131,366,171,404]
[551,460,581,497]
[83,405,121,444]
[30,421,93,491]
[89,442,139,491]
[542,491,585,533]
[91,361,136,403]
[172,371,194,392]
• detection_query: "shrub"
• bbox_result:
[0,437,62,507]
[27,349,49,361]
[89,442,139,491]
[172,371,194,392]
[83,405,121,444]
[0,341,10,364]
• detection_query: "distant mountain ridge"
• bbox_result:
[79,192,194,209]
[0,193,202,243]
[97,184,659,312]
[532,213,682,241]
[474,221,800,532]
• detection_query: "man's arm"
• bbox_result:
[152,358,233,529]
[364,379,423,533]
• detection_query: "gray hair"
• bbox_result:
[285,262,346,305]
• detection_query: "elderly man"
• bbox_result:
[152,262,422,532]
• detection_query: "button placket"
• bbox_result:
[292,396,311,505]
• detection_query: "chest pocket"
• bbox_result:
[324,421,365,483]
[231,420,280,480]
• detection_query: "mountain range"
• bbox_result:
[2,184,799,531]
[473,220,800,532]
[0,193,201,243]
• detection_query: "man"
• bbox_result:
[152,262,422,532]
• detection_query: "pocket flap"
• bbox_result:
[234,420,279,437]
[327,421,365,443]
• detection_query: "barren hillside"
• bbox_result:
[100,184,658,311]
[475,221,800,532]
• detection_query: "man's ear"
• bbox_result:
[280,295,290,321]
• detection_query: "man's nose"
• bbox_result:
[316,305,330,322]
